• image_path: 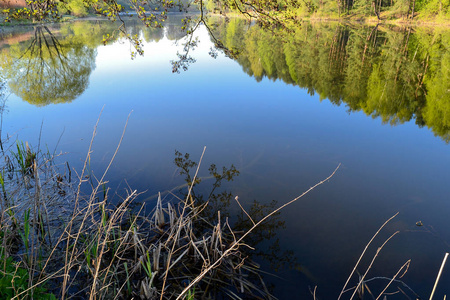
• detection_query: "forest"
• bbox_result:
[1,0,449,23]
[205,0,450,21]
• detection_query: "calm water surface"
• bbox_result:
[1,17,450,298]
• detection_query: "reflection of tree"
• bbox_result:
[1,25,96,106]
[166,23,188,40]
[363,29,426,126]
[0,77,6,151]
[0,77,5,100]
[421,29,450,142]
[210,19,450,142]
[343,25,381,111]
[173,151,298,289]
[142,26,164,43]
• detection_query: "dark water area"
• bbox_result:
[1,16,450,298]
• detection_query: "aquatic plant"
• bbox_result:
[0,116,299,299]
[1,116,447,299]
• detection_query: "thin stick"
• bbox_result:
[176,163,341,300]
[429,253,449,300]
[61,108,105,297]
[235,195,255,226]
[376,260,411,300]
[338,212,399,300]
[97,111,133,185]
[159,146,207,300]
[350,231,400,300]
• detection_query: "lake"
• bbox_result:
[1,16,450,299]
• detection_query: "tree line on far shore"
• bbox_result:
[1,0,449,22]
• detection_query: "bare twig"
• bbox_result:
[350,231,400,300]
[159,146,207,300]
[338,212,399,300]
[176,163,341,299]
[429,253,449,300]
[235,195,255,226]
[376,260,411,300]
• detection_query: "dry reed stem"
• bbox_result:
[90,190,136,298]
[61,108,104,297]
[62,109,133,299]
[176,163,341,300]
[111,202,147,298]
[6,145,68,298]
[429,252,449,300]
[375,260,411,300]
[159,146,207,300]
[350,230,400,300]
[234,196,255,226]
[89,113,131,278]
[338,212,399,300]
[96,111,132,189]
[12,265,67,299]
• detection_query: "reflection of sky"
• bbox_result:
[3,23,450,299]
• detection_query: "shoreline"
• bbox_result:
[2,10,450,29]
[207,10,450,27]
[305,15,450,27]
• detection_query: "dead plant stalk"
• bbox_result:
[349,230,400,300]
[159,146,207,300]
[429,252,449,300]
[338,212,399,300]
[375,259,411,300]
[176,163,341,300]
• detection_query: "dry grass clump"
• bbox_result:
[0,111,345,300]
[0,138,73,299]
[5,115,443,300]
[1,116,310,299]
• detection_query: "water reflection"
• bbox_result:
[3,19,449,140]
[1,18,449,299]
[0,25,96,106]
[142,24,165,43]
[0,76,6,151]
[0,18,194,104]
[209,19,450,142]
[173,151,298,286]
